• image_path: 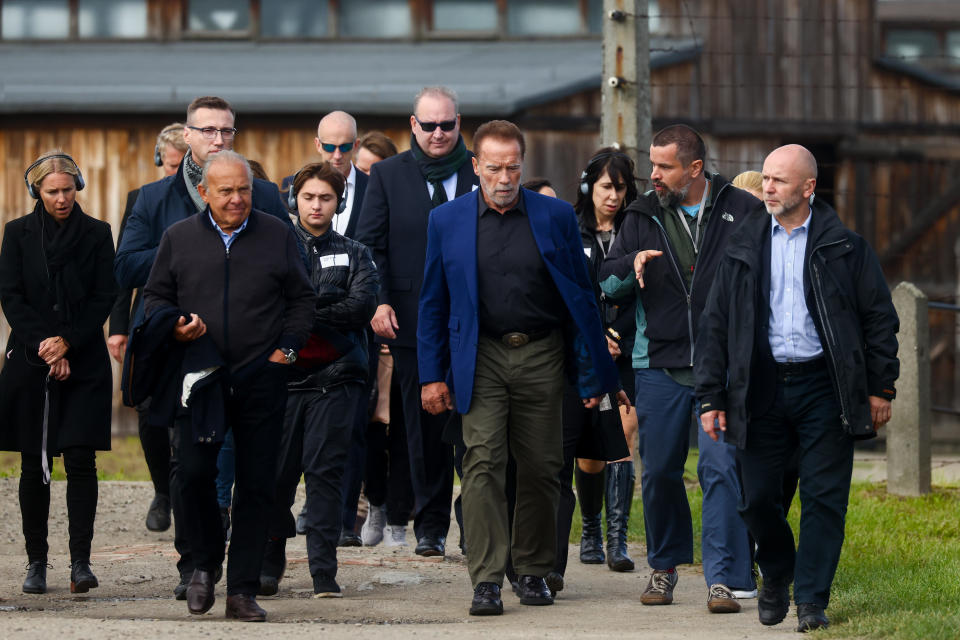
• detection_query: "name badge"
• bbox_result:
[320,253,350,268]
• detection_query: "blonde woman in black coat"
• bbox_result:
[0,151,115,595]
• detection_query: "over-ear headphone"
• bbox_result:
[24,153,85,199]
[287,169,346,215]
[154,124,183,167]
[579,150,619,195]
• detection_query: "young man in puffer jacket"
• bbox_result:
[260,162,379,598]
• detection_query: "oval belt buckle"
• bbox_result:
[504,332,528,348]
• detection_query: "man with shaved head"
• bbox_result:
[695,144,899,632]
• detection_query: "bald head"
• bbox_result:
[761,144,818,220]
[315,111,358,177]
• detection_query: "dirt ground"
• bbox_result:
[0,479,808,639]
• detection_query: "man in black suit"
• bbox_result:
[354,86,478,557]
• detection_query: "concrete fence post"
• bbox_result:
[888,282,931,496]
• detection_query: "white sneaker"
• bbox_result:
[384,524,408,547]
[361,504,386,546]
[731,588,758,599]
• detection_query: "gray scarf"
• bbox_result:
[183,153,206,213]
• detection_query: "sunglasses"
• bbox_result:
[319,141,355,153]
[415,117,457,133]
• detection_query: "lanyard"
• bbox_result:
[675,180,710,254]
[333,182,350,235]
[594,228,616,260]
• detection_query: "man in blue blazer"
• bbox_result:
[417,120,627,616]
[113,96,290,599]
[354,87,479,557]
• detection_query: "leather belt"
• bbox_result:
[486,329,552,349]
[775,357,826,378]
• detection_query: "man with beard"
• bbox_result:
[354,86,478,557]
[598,125,759,613]
[695,145,898,632]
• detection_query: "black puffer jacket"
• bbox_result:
[694,199,900,446]
[288,222,379,391]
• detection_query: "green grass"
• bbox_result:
[571,451,959,640]
[0,435,153,481]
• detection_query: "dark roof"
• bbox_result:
[0,38,698,115]
[874,56,960,94]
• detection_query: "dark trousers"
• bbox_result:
[461,332,565,586]
[339,391,368,534]
[137,401,170,497]
[20,447,97,563]
[390,346,453,541]
[737,366,854,608]
[168,423,192,578]
[365,374,415,525]
[176,365,287,596]
[269,384,361,578]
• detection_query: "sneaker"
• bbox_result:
[384,524,408,547]
[361,504,387,546]
[731,587,758,599]
[707,583,742,613]
[312,572,343,598]
[640,568,678,605]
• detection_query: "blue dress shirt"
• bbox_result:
[208,210,249,251]
[768,210,823,362]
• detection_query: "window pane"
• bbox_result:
[261,0,329,37]
[434,1,497,32]
[885,29,940,61]
[189,0,251,32]
[2,0,69,39]
[947,31,960,66]
[508,0,580,36]
[78,0,147,39]
[340,1,412,38]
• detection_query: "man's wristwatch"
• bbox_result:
[280,348,298,364]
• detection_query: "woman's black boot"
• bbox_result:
[605,461,636,572]
[576,466,605,564]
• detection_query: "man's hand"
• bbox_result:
[606,336,621,359]
[49,357,71,382]
[615,389,632,414]
[173,313,206,343]
[371,304,399,340]
[107,334,127,364]
[268,349,291,364]
[633,250,664,288]
[38,336,68,365]
[421,382,453,415]
[869,395,892,430]
[700,409,726,442]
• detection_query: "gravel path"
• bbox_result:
[0,478,809,638]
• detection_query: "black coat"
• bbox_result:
[694,199,900,446]
[353,149,478,349]
[0,206,116,453]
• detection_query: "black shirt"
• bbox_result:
[476,191,565,336]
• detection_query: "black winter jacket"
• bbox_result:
[599,175,759,369]
[143,209,315,375]
[287,222,379,391]
[694,199,900,446]
[578,217,636,353]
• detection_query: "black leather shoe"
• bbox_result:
[544,571,564,596]
[174,573,190,600]
[469,582,503,616]
[758,578,791,626]
[145,493,171,532]
[70,560,99,593]
[258,537,286,596]
[414,535,445,557]
[517,575,554,606]
[187,569,216,614]
[338,530,362,547]
[23,561,47,594]
[225,594,267,622]
[796,603,829,632]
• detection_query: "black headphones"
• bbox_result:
[579,150,620,195]
[287,169,347,215]
[24,153,85,199]
[154,124,183,167]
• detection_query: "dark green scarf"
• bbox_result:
[409,133,469,207]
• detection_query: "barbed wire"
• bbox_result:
[649,47,960,62]
[647,12,960,24]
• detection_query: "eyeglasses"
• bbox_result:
[319,141,355,153]
[187,126,238,141]
[415,117,457,133]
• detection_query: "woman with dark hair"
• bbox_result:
[0,151,115,595]
[569,148,641,574]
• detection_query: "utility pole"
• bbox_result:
[601,0,652,184]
